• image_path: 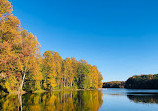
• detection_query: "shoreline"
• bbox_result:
[33,88,99,93]
[1,88,100,95]
[102,87,158,90]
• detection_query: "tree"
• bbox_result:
[0,0,103,92]
[62,57,73,87]
[52,52,63,89]
[0,0,22,92]
[42,51,58,90]
[77,61,90,89]
[18,30,41,91]
[0,0,12,17]
[71,57,78,88]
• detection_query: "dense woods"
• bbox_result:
[125,74,158,89]
[0,0,103,93]
[103,74,158,89]
[102,81,125,88]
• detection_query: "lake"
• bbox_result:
[0,88,158,111]
[100,88,158,111]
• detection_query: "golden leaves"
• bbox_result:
[0,0,12,17]
[0,0,103,93]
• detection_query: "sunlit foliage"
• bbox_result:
[0,0,103,93]
[42,51,103,90]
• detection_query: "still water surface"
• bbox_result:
[0,88,158,111]
[100,88,158,111]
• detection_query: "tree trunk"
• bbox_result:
[71,81,72,87]
[19,56,29,92]
[19,72,26,91]
[18,94,23,111]
[60,78,62,89]
[64,78,65,87]
[66,79,68,87]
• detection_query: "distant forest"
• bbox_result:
[0,0,103,93]
[102,81,125,88]
[125,74,158,89]
[103,74,158,89]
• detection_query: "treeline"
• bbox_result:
[102,74,158,89]
[0,0,103,93]
[125,74,158,89]
[102,81,125,88]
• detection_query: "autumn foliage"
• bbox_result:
[0,0,103,93]
[42,52,103,90]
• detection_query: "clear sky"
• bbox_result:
[9,0,158,82]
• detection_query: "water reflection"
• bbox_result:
[0,90,103,111]
[127,94,158,104]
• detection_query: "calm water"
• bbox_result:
[0,88,158,111]
[100,88,158,111]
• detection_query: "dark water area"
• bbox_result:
[0,88,158,111]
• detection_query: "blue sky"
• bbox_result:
[9,0,158,82]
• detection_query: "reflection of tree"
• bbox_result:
[127,95,158,104]
[0,95,21,111]
[76,90,103,111]
[0,90,103,111]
